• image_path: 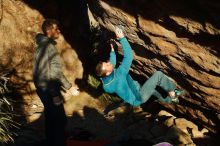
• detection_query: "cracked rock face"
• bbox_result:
[87,0,220,132]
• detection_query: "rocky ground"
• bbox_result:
[8,88,219,146]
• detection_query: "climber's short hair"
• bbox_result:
[42,19,59,35]
[96,62,107,77]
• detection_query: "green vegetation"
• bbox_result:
[0,71,18,144]
[99,93,120,103]
[87,74,120,104]
[87,74,101,89]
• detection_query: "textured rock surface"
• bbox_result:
[87,0,220,132]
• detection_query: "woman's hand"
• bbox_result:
[67,86,80,96]
[115,27,124,39]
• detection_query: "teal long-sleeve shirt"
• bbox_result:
[101,37,142,106]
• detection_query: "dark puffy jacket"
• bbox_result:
[33,33,71,96]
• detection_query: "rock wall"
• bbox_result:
[87,0,220,132]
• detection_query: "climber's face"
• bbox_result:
[46,24,60,40]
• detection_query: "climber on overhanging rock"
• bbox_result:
[96,26,184,109]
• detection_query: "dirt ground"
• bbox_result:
[8,83,220,146]
[8,87,157,146]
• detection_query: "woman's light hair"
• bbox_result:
[96,62,106,77]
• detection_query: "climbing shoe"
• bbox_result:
[174,89,184,96]
[171,89,184,104]
[171,96,179,104]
